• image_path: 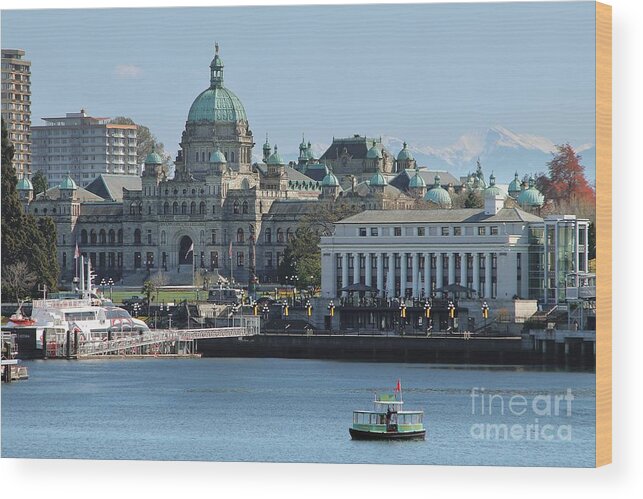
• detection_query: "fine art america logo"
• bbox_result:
[469,388,574,442]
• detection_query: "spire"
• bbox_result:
[210,42,224,88]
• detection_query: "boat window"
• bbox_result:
[105,308,132,320]
[64,311,97,321]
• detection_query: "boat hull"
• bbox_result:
[349,428,425,441]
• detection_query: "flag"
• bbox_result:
[228,240,233,259]
[74,241,80,259]
[186,242,194,256]
[395,379,401,393]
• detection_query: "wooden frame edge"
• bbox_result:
[595,1,612,468]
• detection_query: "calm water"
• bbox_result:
[1,358,595,467]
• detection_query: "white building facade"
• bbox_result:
[31,110,138,187]
[320,196,589,305]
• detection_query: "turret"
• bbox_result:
[408,168,426,198]
[396,142,416,171]
[16,171,34,203]
[262,134,272,163]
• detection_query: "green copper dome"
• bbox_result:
[424,175,452,208]
[484,173,506,199]
[409,169,426,188]
[187,45,247,124]
[16,176,33,190]
[517,177,544,207]
[209,147,227,163]
[321,171,340,187]
[366,141,383,160]
[369,170,388,187]
[59,175,77,190]
[145,151,163,165]
[397,142,414,162]
[267,145,285,166]
[508,172,522,197]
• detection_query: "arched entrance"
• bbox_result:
[178,235,194,265]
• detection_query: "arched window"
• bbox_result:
[117,229,123,244]
[237,252,244,267]
[181,202,187,214]
[212,205,216,214]
[134,229,141,245]
[148,205,152,215]
[130,203,136,215]
[43,208,48,215]
[190,201,196,214]
[138,202,143,214]
[90,230,97,245]
[233,200,240,214]
[265,228,272,243]
[62,252,67,269]
[164,202,169,214]
[199,201,206,214]
[81,229,88,244]
[237,228,244,243]
[231,151,235,163]
[99,229,106,245]
[108,229,116,245]
[161,231,166,245]
[277,228,284,243]
[242,201,249,214]
[286,228,293,242]
[173,202,178,214]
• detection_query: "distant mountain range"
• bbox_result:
[256,125,595,184]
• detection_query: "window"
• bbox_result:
[233,201,240,214]
[199,201,206,214]
[242,201,249,214]
[417,227,425,236]
[265,228,272,243]
[266,252,273,268]
[147,230,152,245]
[117,229,123,244]
[134,252,141,268]
[441,227,449,236]
[134,229,141,245]
[478,226,486,236]
[490,226,499,235]
[210,251,219,269]
[211,229,217,244]
[370,227,378,236]
[453,227,462,236]
[81,229,88,244]
[237,252,244,267]
[394,227,402,237]
[161,231,166,245]
[359,228,367,237]
[237,228,244,243]
[277,228,284,243]
[286,228,293,242]
[190,201,196,214]
[173,202,178,214]
[181,202,187,215]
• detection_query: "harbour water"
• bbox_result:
[1,358,595,467]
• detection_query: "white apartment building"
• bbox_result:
[31,109,138,187]
[320,195,590,305]
[1,49,31,179]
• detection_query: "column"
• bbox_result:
[448,252,456,285]
[436,253,444,290]
[399,252,407,299]
[387,252,395,298]
[472,252,480,296]
[412,252,419,299]
[365,253,372,289]
[460,252,468,288]
[485,252,493,299]
[520,252,529,298]
[424,253,431,298]
[353,252,361,284]
[341,252,349,297]
[376,253,384,298]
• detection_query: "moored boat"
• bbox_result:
[349,381,425,440]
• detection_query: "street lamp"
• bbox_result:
[108,277,114,301]
[262,303,270,321]
[399,302,407,335]
[448,300,456,332]
[305,299,313,318]
[132,302,141,318]
[327,300,335,334]
[281,300,289,318]
[481,301,490,331]
[424,300,432,334]
[100,278,106,296]
[251,300,259,316]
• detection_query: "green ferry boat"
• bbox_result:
[349,385,425,440]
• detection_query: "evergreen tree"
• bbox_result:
[31,170,49,195]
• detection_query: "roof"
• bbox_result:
[338,207,543,224]
[35,185,104,203]
[303,163,330,181]
[85,174,142,202]
[389,169,460,191]
[264,200,320,217]
[319,136,391,161]
[187,86,247,123]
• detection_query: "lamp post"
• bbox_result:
[100,278,106,296]
[168,312,173,330]
[399,302,407,335]
[481,301,489,333]
[281,300,289,319]
[108,277,114,301]
[262,303,270,321]
[448,300,456,333]
[327,300,335,334]
[305,299,313,318]
[424,300,432,335]
[132,302,141,318]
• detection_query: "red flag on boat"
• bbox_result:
[395,379,401,393]
[74,241,80,259]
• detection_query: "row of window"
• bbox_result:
[337,253,498,270]
[359,225,500,237]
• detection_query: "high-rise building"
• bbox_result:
[31,110,138,187]
[1,49,31,179]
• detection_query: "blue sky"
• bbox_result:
[2,2,596,163]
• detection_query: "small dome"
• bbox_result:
[484,173,506,199]
[409,169,426,188]
[267,145,285,166]
[321,171,340,187]
[424,175,452,208]
[369,170,388,187]
[209,147,227,163]
[366,141,383,160]
[508,172,522,197]
[397,142,414,162]
[59,175,77,190]
[145,151,163,165]
[17,176,33,191]
[517,177,544,207]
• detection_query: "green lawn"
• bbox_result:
[107,289,205,304]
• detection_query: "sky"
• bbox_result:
[1,2,596,163]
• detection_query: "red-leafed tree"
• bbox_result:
[543,143,595,204]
